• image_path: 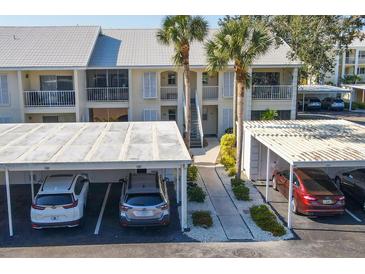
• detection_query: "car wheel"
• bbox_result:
[272,177,278,191]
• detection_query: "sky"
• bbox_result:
[0,15,222,28]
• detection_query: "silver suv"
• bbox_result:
[119,173,170,227]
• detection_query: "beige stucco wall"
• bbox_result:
[0,70,22,123]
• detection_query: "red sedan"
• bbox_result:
[272,168,345,216]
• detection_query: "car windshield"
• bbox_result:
[298,169,338,192]
[334,99,343,103]
[36,194,73,206]
[126,193,163,206]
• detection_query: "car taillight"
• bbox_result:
[63,200,78,209]
[338,196,345,201]
[120,204,131,212]
[31,204,45,210]
[303,195,317,201]
[158,203,169,210]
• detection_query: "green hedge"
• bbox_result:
[220,133,236,172]
[344,101,365,110]
[250,205,286,237]
[187,165,198,182]
[187,185,206,203]
[192,211,213,228]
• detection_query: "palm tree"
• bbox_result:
[205,16,273,179]
[157,16,208,148]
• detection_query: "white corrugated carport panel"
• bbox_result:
[243,119,365,229]
[0,121,191,236]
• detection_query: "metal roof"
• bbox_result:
[342,84,365,90]
[0,26,100,69]
[88,29,301,68]
[0,121,191,171]
[244,119,365,168]
[298,85,351,94]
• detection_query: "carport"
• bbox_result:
[0,121,191,236]
[298,85,352,111]
[242,119,365,229]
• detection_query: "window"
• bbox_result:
[143,109,158,121]
[167,72,176,85]
[357,67,365,75]
[74,177,85,196]
[143,72,157,98]
[359,51,365,58]
[223,71,234,97]
[202,107,208,121]
[202,72,209,85]
[168,109,176,121]
[87,70,128,88]
[42,116,59,123]
[109,70,128,87]
[40,75,73,91]
[252,72,280,85]
[0,75,9,106]
[223,108,233,131]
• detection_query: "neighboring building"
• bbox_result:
[0,26,300,146]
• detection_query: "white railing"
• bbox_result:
[24,90,75,107]
[87,87,129,101]
[252,85,293,100]
[358,57,365,64]
[345,57,356,64]
[195,93,204,147]
[160,86,178,100]
[202,86,219,99]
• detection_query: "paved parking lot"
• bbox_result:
[255,184,365,241]
[0,182,193,247]
[298,110,365,125]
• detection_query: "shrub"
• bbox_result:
[232,184,250,201]
[220,154,235,170]
[187,185,206,203]
[227,166,236,177]
[220,133,236,148]
[250,205,286,237]
[192,211,213,228]
[231,177,244,188]
[187,165,198,182]
[225,127,233,134]
[260,109,279,120]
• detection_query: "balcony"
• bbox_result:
[24,90,75,107]
[160,86,178,100]
[345,57,356,64]
[202,86,219,100]
[359,57,365,64]
[87,87,129,102]
[252,85,292,100]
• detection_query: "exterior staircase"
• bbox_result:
[190,99,203,148]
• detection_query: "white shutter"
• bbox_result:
[223,108,233,130]
[0,116,11,123]
[143,109,158,121]
[0,75,9,105]
[223,72,234,97]
[143,72,157,99]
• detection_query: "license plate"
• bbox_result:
[322,199,333,205]
[134,210,154,217]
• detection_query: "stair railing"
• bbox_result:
[194,92,204,147]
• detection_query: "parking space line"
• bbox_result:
[94,183,112,235]
[345,209,362,223]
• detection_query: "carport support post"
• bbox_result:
[181,165,188,232]
[302,94,305,112]
[176,168,181,204]
[30,171,35,203]
[287,164,294,229]
[265,148,270,203]
[5,168,13,237]
[349,90,353,112]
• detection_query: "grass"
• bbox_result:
[192,211,213,228]
[250,205,286,237]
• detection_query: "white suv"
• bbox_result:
[31,174,90,229]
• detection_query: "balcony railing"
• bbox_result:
[24,90,75,107]
[87,87,129,102]
[252,85,292,100]
[202,86,219,99]
[345,57,356,64]
[359,57,365,64]
[160,86,178,100]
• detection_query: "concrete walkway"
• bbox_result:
[193,138,253,241]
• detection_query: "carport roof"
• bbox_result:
[298,85,351,94]
[244,119,365,168]
[0,121,191,171]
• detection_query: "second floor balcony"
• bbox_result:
[86,87,129,102]
[202,86,219,100]
[160,86,178,100]
[252,85,293,100]
[24,90,75,107]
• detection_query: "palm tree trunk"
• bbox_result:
[235,72,244,179]
[183,58,191,149]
